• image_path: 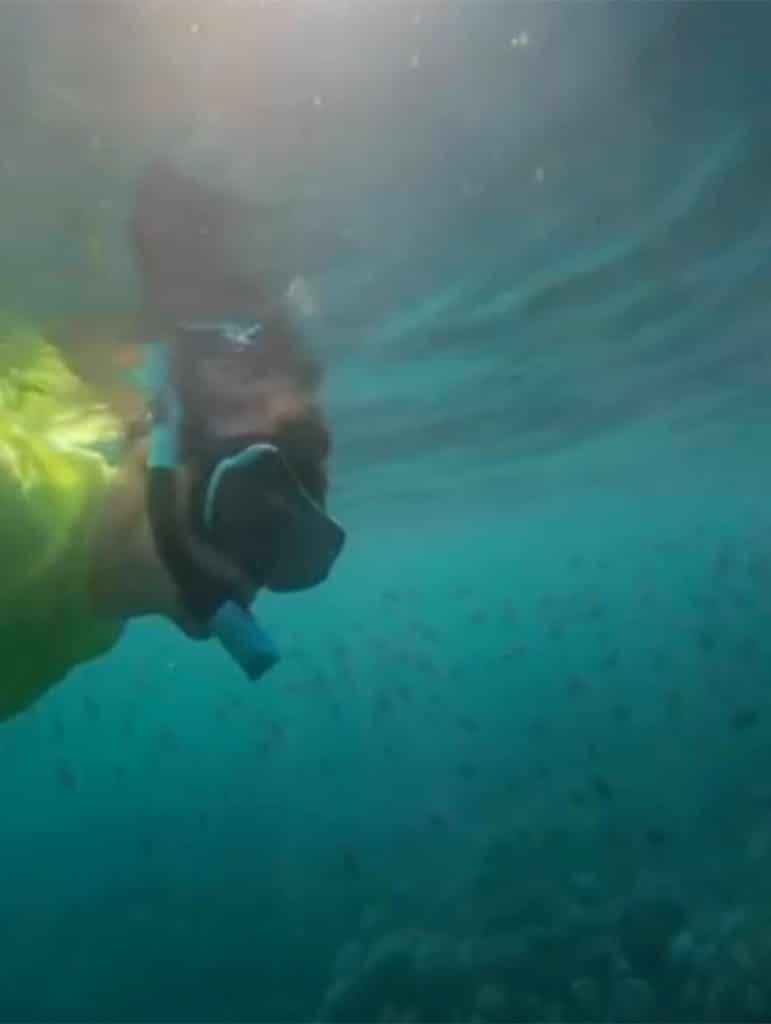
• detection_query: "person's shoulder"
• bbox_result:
[44,313,146,422]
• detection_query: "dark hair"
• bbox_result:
[132,159,269,333]
[132,159,331,503]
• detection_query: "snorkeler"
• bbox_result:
[0,159,344,721]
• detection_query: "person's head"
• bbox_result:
[158,319,338,614]
[95,321,338,649]
[127,156,344,673]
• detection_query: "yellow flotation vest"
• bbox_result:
[0,316,130,719]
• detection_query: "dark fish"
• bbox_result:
[458,761,477,781]
[566,675,589,697]
[602,651,620,671]
[651,649,669,671]
[483,911,529,935]
[502,600,517,622]
[527,717,548,738]
[342,848,361,880]
[731,708,760,731]
[666,689,684,720]
[458,715,479,734]
[612,704,631,724]
[57,761,76,790]
[714,544,737,575]
[428,812,449,829]
[254,738,273,761]
[270,720,286,742]
[749,554,771,583]
[736,635,759,660]
[469,610,488,626]
[694,628,715,654]
[83,695,100,721]
[645,828,674,847]
[375,692,394,714]
[653,540,678,554]
[591,775,614,801]
[158,726,179,753]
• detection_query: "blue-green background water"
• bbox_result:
[1,2,771,1020]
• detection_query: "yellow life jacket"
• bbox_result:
[0,316,128,720]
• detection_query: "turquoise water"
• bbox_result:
[1,2,771,1020]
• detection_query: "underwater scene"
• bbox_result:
[1,2,770,1021]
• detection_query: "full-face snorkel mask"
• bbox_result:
[142,321,346,680]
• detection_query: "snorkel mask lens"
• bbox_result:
[199,440,346,592]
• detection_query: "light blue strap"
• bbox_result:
[144,340,182,469]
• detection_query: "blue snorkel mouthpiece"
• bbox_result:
[143,338,280,681]
[209,602,279,681]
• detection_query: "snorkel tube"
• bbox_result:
[143,340,279,680]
